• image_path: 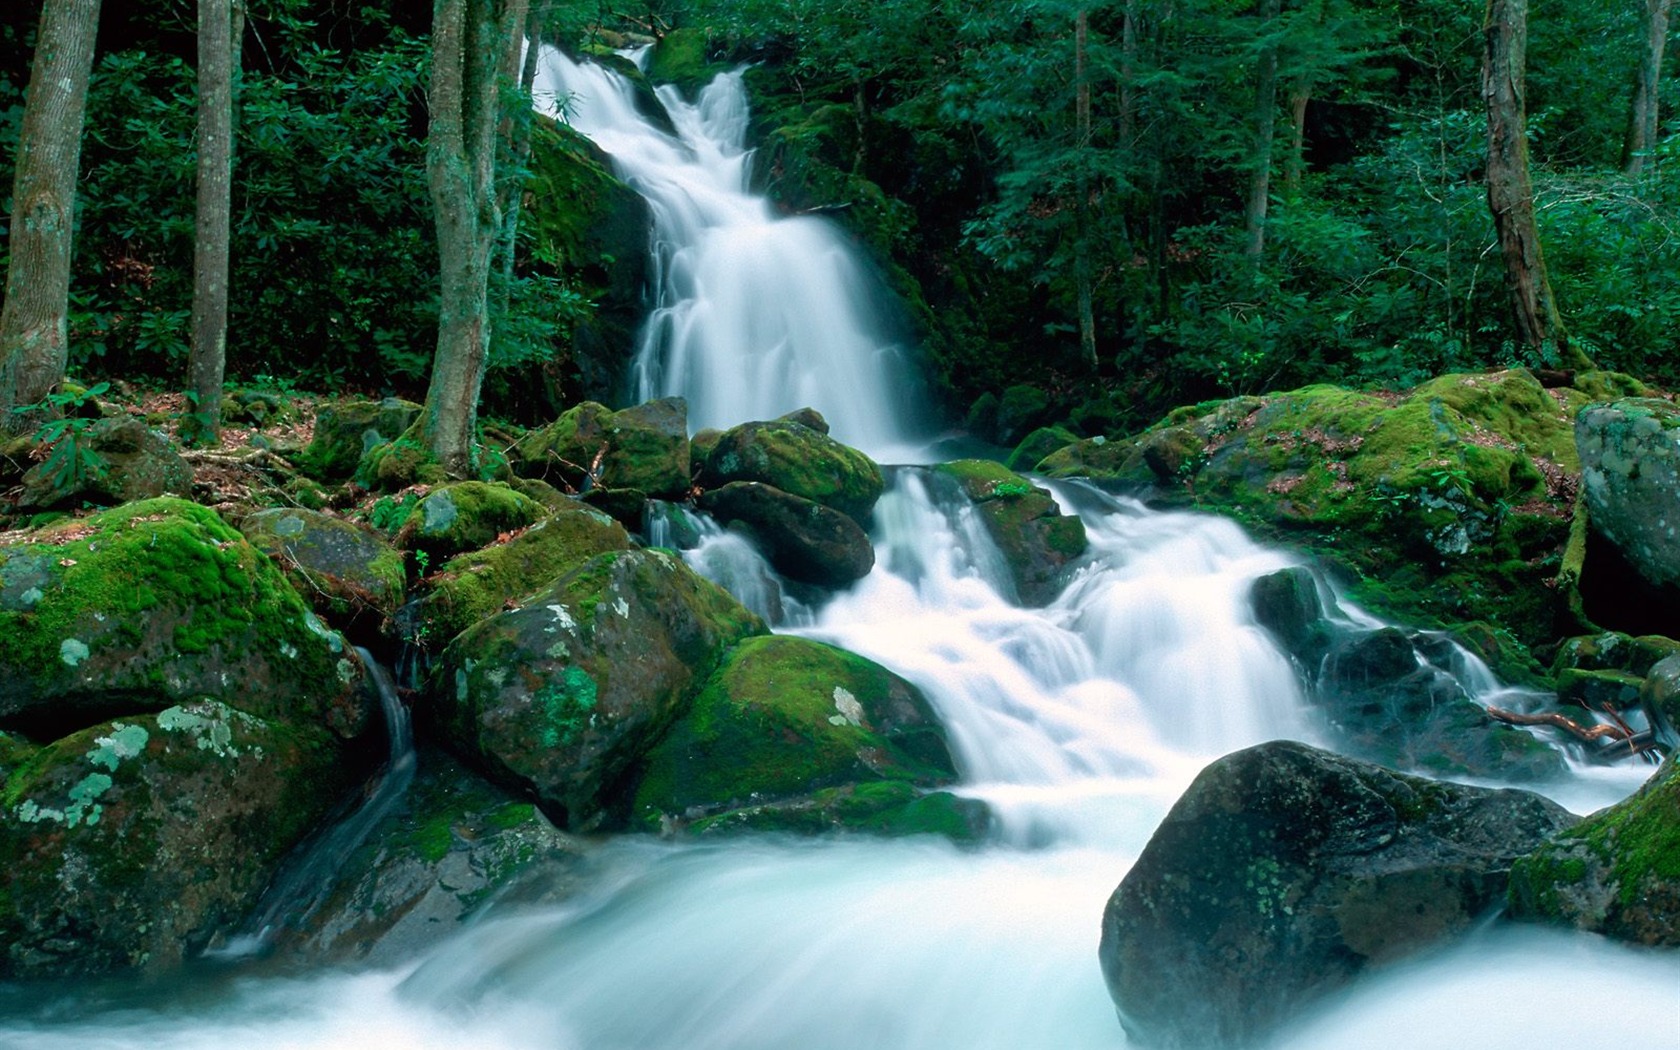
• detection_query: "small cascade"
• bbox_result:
[531,47,925,458]
[646,500,813,627]
[206,649,415,958]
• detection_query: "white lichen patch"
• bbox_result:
[831,686,865,728]
[612,596,631,619]
[546,604,578,633]
[279,641,299,659]
[157,701,261,758]
[303,611,345,653]
[15,772,114,829]
[88,723,149,771]
[456,667,471,703]
[59,638,91,667]
[336,657,356,684]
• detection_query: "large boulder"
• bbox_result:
[302,397,421,481]
[932,460,1088,606]
[0,498,370,740]
[0,701,356,977]
[698,481,875,586]
[629,635,960,832]
[1100,740,1576,1049]
[428,549,765,829]
[703,415,884,524]
[393,481,548,563]
[409,500,632,646]
[1508,754,1680,945]
[1576,398,1680,591]
[240,507,407,634]
[513,398,690,499]
[19,417,192,510]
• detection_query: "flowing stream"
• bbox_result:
[3,49,1676,1050]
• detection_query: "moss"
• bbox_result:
[395,482,547,561]
[645,27,717,92]
[687,782,987,841]
[704,419,884,524]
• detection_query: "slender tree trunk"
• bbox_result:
[1283,74,1310,201]
[187,0,242,446]
[1120,0,1138,149]
[0,0,103,428]
[425,0,529,476]
[493,0,546,325]
[1075,7,1096,370]
[1624,0,1674,175]
[1483,0,1588,369]
[1243,0,1282,263]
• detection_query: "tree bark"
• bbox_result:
[1482,0,1588,369]
[1283,75,1311,201]
[1075,7,1096,369]
[1624,0,1674,176]
[493,0,547,326]
[425,0,529,476]
[0,0,103,428]
[186,0,242,446]
[1243,0,1282,263]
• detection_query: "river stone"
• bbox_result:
[19,417,193,511]
[932,460,1088,606]
[703,416,884,524]
[699,481,875,586]
[1642,655,1680,747]
[410,501,633,646]
[513,398,691,499]
[1577,399,1680,590]
[1508,754,1680,946]
[630,635,957,831]
[393,481,548,562]
[303,397,422,481]
[1099,740,1577,1049]
[0,701,356,977]
[1249,566,1330,664]
[429,549,765,830]
[241,507,407,634]
[1005,425,1078,474]
[0,498,371,741]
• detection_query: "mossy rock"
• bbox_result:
[1551,631,1680,679]
[358,437,447,491]
[1508,754,1680,945]
[0,729,39,785]
[932,460,1088,606]
[703,416,884,525]
[0,701,355,977]
[241,508,407,635]
[302,398,422,481]
[222,388,297,427]
[513,398,691,499]
[1643,655,1680,746]
[630,635,958,832]
[19,417,193,511]
[0,498,370,742]
[698,481,874,586]
[393,482,548,562]
[688,781,988,841]
[1249,566,1332,666]
[1554,667,1646,712]
[1577,398,1680,591]
[428,549,766,830]
[1005,425,1078,473]
[410,501,632,646]
[995,384,1051,447]
[645,27,719,94]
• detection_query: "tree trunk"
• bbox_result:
[0,0,103,428]
[186,0,241,446]
[1482,0,1588,369]
[1283,75,1311,201]
[493,0,546,325]
[1243,0,1282,263]
[1075,7,1096,370]
[1624,0,1674,175]
[425,0,529,476]
[1121,0,1138,149]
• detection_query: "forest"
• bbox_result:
[0,0,1674,453]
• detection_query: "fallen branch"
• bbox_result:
[1487,705,1628,743]
[182,446,298,472]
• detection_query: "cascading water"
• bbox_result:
[531,47,924,459]
[3,54,1675,1050]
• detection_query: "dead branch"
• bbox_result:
[1487,705,1628,743]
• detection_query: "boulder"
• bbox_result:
[1576,398,1680,590]
[1508,754,1680,946]
[703,416,884,524]
[19,417,192,510]
[302,397,421,481]
[514,398,690,499]
[699,481,875,587]
[932,459,1088,606]
[1644,655,1680,745]
[1004,425,1078,474]
[409,501,632,646]
[240,507,407,634]
[0,498,370,741]
[685,781,988,840]
[1100,740,1576,1049]
[630,635,959,832]
[393,481,548,562]
[428,549,765,829]
[994,384,1051,447]
[1248,566,1329,665]
[0,701,356,977]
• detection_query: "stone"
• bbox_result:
[703,416,884,524]
[241,507,407,635]
[1576,398,1680,590]
[19,417,193,510]
[514,398,691,499]
[302,398,421,481]
[1100,740,1576,1049]
[393,481,548,562]
[699,481,875,587]
[932,459,1088,606]
[1004,425,1078,474]
[1249,566,1329,665]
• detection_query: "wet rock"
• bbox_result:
[428,549,765,830]
[699,481,875,586]
[994,384,1050,447]
[1643,655,1680,745]
[630,635,958,832]
[0,702,356,978]
[932,459,1087,606]
[1100,740,1576,1049]
[19,417,192,510]
[1508,753,1680,946]
[1004,425,1078,474]
[302,397,421,481]
[687,782,988,840]
[703,415,884,524]
[394,481,548,562]
[514,398,691,499]
[241,507,407,635]
[1249,566,1329,665]
[1576,398,1680,590]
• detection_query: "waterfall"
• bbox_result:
[531,47,925,459]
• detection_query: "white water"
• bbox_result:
[531,47,924,458]
[4,53,1673,1050]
